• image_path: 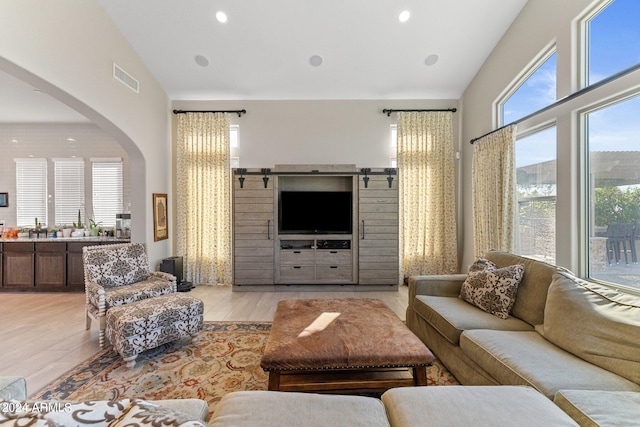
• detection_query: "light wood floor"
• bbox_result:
[0,285,408,397]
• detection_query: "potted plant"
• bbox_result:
[89,219,102,237]
[72,210,85,237]
[61,224,73,238]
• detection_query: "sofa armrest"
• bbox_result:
[85,280,106,314]
[408,274,467,303]
[149,270,177,284]
[0,376,27,400]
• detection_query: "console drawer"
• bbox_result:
[279,265,315,281]
[280,250,315,264]
[316,250,351,265]
[316,265,352,281]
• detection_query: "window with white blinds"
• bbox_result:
[15,158,48,228]
[92,159,123,227]
[54,158,85,227]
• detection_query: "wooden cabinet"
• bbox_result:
[233,174,275,285]
[67,242,96,290]
[232,166,398,289]
[3,242,35,289]
[0,239,127,292]
[358,172,400,285]
[35,242,67,288]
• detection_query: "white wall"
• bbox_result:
[0,0,172,267]
[460,0,640,272]
[172,99,459,167]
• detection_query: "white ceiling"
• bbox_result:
[1,0,528,122]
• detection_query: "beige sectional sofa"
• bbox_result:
[210,386,580,426]
[406,250,640,425]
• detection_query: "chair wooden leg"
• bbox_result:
[86,311,92,330]
[99,328,106,349]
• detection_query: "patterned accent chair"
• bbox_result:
[83,243,177,348]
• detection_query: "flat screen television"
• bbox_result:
[279,191,352,234]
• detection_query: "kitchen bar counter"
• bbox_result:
[1,238,130,292]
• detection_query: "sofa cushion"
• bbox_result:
[210,391,390,427]
[103,276,176,310]
[414,295,532,345]
[468,257,497,273]
[459,264,524,319]
[540,272,640,384]
[0,399,132,427]
[485,250,564,326]
[460,330,640,399]
[112,399,206,427]
[554,390,640,427]
[382,386,579,427]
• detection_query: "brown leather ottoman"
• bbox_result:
[260,298,434,393]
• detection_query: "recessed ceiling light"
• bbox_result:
[33,89,43,94]
[11,139,19,143]
[216,11,228,23]
[398,10,410,23]
[425,54,439,66]
[309,55,323,67]
[195,55,210,67]
[67,138,76,142]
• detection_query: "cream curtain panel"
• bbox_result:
[472,124,517,257]
[176,112,232,285]
[397,111,458,277]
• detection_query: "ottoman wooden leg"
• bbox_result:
[267,372,281,391]
[124,355,137,368]
[413,366,428,386]
[191,333,200,344]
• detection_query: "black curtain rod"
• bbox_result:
[469,61,640,144]
[382,108,457,117]
[173,109,246,117]
[469,123,515,144]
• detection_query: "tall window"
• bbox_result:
[229,125,240,167]
[54,158,85,226]
[586,95,640,291]
[92,159,123,227]
[15,158,47,228]
[515,127,557,263]
[230,125,239,148]
[391,124,398,167]
[585,0,640,86]
[499,48,558,262]
[502,52,557,125]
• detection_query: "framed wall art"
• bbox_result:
[0,193,7,207]
[153,193,168,241]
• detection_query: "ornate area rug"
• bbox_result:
[33,322,458,417]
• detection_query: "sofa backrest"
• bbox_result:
[540,272,640,385]
[485,250,567,326]
[83,242,150,287]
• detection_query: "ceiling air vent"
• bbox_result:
[113,63,139,93]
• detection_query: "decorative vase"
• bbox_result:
[62,228,72,238]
